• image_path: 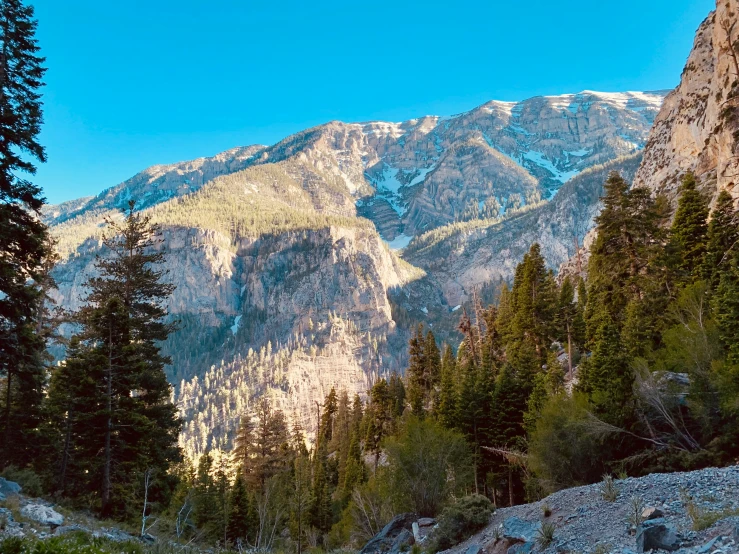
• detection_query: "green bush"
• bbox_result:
[384,417,472,517]
[1,466,44,498]
[426,494,493,552]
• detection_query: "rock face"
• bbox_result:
[359,513,418,554]
[48,90,665,451]
[634,1,739,204]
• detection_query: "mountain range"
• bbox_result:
[46,89,670,457]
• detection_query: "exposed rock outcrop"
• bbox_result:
[634,1,739,204]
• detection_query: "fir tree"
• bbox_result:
[406,325,427,415]
[0,0,52,469]
[669,173,709,284]
[227,473,252,546]
[435,344,457,428]
[60,202,181,515]
[703,190,738,291]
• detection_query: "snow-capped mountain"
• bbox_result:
[46,89,666,452]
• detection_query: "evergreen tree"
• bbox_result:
[703,190,738,291]
[435,345,457,427]
[556,276,578,379]
[248,398,289,491]
[193,453,217,533]
[424,330,441,406]
[58,202,181,515]
[714,259,739,364]
[669,173,709,284]
[289,453,311,554]
[0,0,51,469]
[227,473,252,546]
[406,325,427,415]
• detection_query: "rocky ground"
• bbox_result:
[0,477,143,544]
[447,466,739,554]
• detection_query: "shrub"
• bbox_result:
[427,494,493,552]
[600,475,618,502]
[1,466,44,498]
[627,496,645,530]
[384,417,472,517]
[528,394,605,492]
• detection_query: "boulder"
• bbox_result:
[465,544,482,554]
[636,521,680,552]
[505,543,534,554]
[502,517,541,543]
[0,477,21,497]
[417,517,436,527]
[360,513,417,554]
[641,507,664,521]
[20,504,64,527]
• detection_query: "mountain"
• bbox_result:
[46,89,666,455]
[634,1,739,202]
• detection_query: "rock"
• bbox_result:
[412,522,420,543]
[465,544,482,554]
[696,536,721,553]
[20,504,64,528]
[506,543,534,554]
[502,517,542,543]
[636,522,680,552]
[0,477,21,497]
[417,517,435,527]
[641,506,664,521]
[54,524,88,536]
[141,533,156,544]
[360,513,417,554]
[388,528,414,554]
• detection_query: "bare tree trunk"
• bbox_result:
[567,323,573,381]
[102,322,113,513]
[508,466,514,507]
[2,370,11,469]
[58,412,72,492]
[141,469,152,537]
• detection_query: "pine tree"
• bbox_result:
[248,398,289,491]
[556,276,578,379]
[424,330,441,405]
[435,345,457,428]
[227,473,252,546]
[62,202,181,515]
[0,0,52,469]
[193,453,217,533]
[669,173,709,284]
[406,325,427,415]
[714,259,739,364]
[289,453,311,554]
[703,190,738,291]
[318,387,338,445]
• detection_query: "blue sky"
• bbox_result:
[32,0,714,204]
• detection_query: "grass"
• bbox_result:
[535,522,555,549]
[599,474,619,502]
[627,496,645,529]
[680,488,739,531]
[540,502,552,517]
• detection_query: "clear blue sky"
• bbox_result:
[32,0,714,204]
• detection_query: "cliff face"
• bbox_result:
[634,1,739,202]
[48,89,666,452]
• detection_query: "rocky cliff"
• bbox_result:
[634,1,739,203]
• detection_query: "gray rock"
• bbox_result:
[417,517,435,527]
[360,513,417,554]
[502,517,542,543]
[696,536,721,553]
[412,522,420,543]
[388,528,414,554]
[20,504,64,527]
[0,477,21,497]
[506,542,534,554]
[465,544,482,554]
[641,507,664,521]
[54,524,88,536]
[636,522,680,552]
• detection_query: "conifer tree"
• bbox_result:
[435,345,457,428]
[556,276,578,379]
[406,325,427,415]
[0,0,52,469]
[227,473,252,546]
[669,173,709,283]
[48,202,180,515]
[703,190,738,291]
